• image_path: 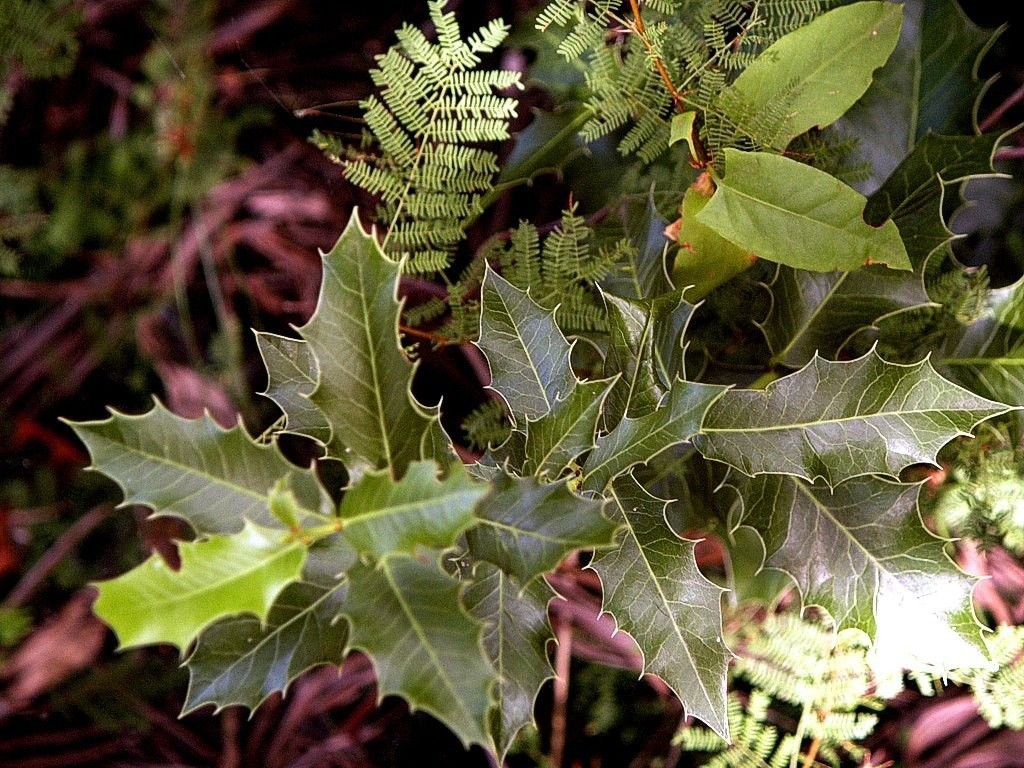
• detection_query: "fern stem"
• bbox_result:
[627,0,684,112]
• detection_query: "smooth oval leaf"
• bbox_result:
[699,149,911,272]
[716,1,903,149]
[93,521,307,652]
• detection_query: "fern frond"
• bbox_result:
[972,625,1024,729]
[340,3,523,273]
[462,399,512,450]
[403,296,449,328]
[675,690,797,768]
[536,0,578,31]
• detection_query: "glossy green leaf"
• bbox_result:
[463,563,553,759]
[695,349,1014,486]
[254,332,331,443]
[183,580,348,713]
[837,0,995,190]
[591,475,729,737]
[732,473,988,672]
[300,211,450,474]
[338,460,487,558]
[760,265,930,369]
[582,378,728,494]
[93,521,307,652]
[343,556,493,749]
[467,474,615,584]
[478,264,577,422]
[671,184,758,303]
[716,2,902,150]
[523,377,616,479]
[603,288,697,424]
[66,403,326,535]
[866,132,1005,266]
[495,105,590,190]
[700,150,911,272]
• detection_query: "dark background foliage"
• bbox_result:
[2,1,1024,766]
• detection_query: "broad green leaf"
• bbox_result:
[254,332,331,443]
[699,150,910,272]
[671,184,757,303]
[463,563,553,759]
[591,475,729,737]
[494,105,590,191]
[603,288,697,424]
[183,580,347,713]
[66,402,325,535]
[338,460,487,558]
[865,132,1005,266]
[695,349,1014,486]
[466,474,615,584]
[478,265,577,422]
[759,265,931,369]
[669,111,700,165]
[715,2,902,150]
[93,521,307,652]
[343,556,493,749]
[523,378,616,479]
[300,211,449,475]
[732,474,988,672]
[837,0,995,191]
[582,378,728,494]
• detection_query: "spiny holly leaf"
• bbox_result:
[478,265,576,422]
[523,377,616,480]
[338,460,487,559]
[183,580,348,714]
[466,474,615,584]
[716,1,903,150]
[591,475,729,738]
[603,288,697,424]
[65,402,326,535]
[342,555,493,749]
[699,150,910,273]
[694,349,1014,486]
[93,521,307,652]
[759,265,931,369]
[838,0,995,190]
[865,132,1005,267]
[731,473,988,672]
[582,379,728,494]
[300,211,450,475]
[601,196,672,301]
[463,563,553,759]
[254,332,331,443]
[940,279,1024,417]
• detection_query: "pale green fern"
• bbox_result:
[338,0,522,273]
[972,624,1024,730]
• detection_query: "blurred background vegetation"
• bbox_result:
[2,1,1024,766]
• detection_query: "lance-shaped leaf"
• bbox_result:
[582,379,728,494]
[254,332,331,443]
[65,402,325,535]
[338,460,487,559]
[183,580,348,713]
[694,349,1015,487]
[463,563,553,759]
[731,473,988,672]
[591,475,729,738]
[300,211,449,474]
[93,521,307,652]
[466,474,616,584]
[603,288,697,424]
[343,556,494,749]
[478,265,576,422]
[716,1,903,149]
[699,150,910,273]
[837,0,995,191]
[523,377,616,479]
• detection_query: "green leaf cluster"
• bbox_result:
[67,0,1024,763]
